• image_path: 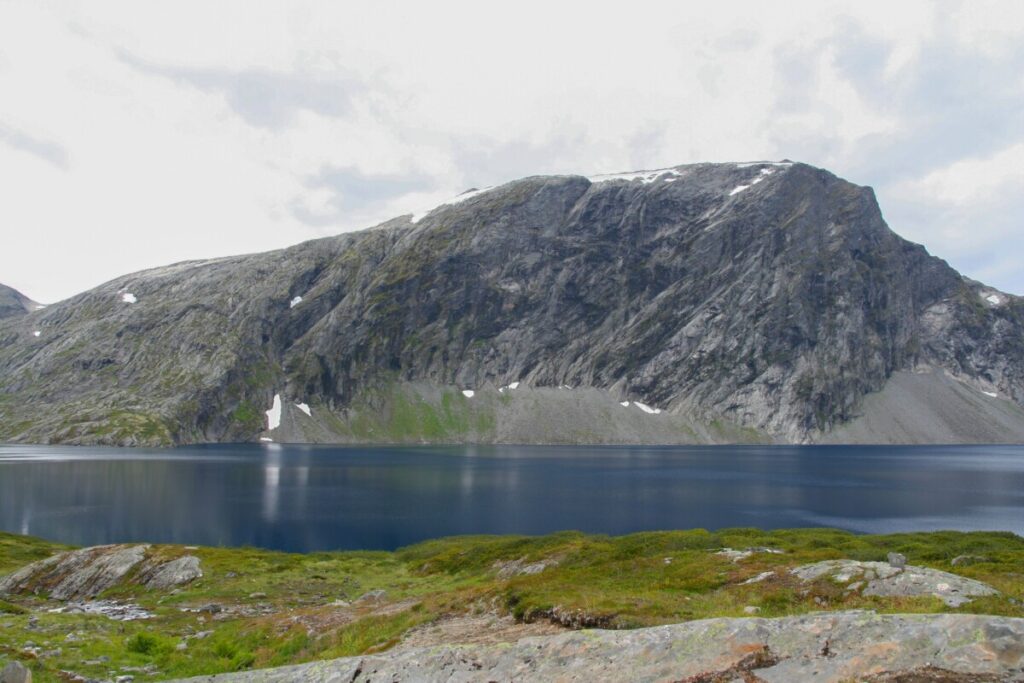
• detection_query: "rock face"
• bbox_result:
[791,559,998,607]
[0,283,39,320]
[138,555,203,590]
[1,162,1022,446]
[0,545,202,599]
[173,611,1024,682]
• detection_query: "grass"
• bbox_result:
[1,527,1023,681]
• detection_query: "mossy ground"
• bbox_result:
[1,528,1022,681]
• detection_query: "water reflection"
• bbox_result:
[0,444,1021,552]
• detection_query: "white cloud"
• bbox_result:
[0,0,1022,302]
[897,144,1024,205]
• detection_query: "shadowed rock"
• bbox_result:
[0,283,39,320]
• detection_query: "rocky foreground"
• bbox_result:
[2,528,1023,681]
[175,611,1024,683]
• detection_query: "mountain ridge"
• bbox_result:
[0,283,42,320]
[2,160,1023,446]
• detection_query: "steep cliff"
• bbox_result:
[1,162,1021,446]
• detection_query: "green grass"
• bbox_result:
[341,382,497,442]
[1,528,1023,681]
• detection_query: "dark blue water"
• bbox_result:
[0,443,1022,552]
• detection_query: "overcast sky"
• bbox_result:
[2,0,1022,303]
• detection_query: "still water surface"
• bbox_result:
[0,443,1022,552]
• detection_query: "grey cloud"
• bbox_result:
[714,28,760,52]
[882,189,1024,295]
[450,128,592,188]
[834,24,1024,185]
[0,123,68,169]
[768,16,1024,186]
[118,50,366,129]
[290,166,435,227]
[762,13,1024,295]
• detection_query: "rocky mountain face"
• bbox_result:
[0,284,40,320]
[1,161,1022,446]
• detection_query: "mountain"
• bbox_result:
[1,161,1023,447]
[0,283,42,320]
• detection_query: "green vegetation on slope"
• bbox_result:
[1,528,1022,681]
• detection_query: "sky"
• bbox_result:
[1,0,1022,303]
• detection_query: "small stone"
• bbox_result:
[225,572,238,579]
[116,676,135,683]
[951,555,988,567]
[355,590,387,603]
[197,603,222,614]
[0,661,32,683]
[663,557,673,565]
[741,571,775,585]
[249,592,267,599]
[175,642,188,651]
[743,606,760,615]
[887,553,907,569]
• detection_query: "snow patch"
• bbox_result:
[265,394,282,430]
[499,381,521,393]
[34,304,46,310]
[982,391,998,398]
[619,401,630,407]
[290,296,303,308]
[728,168,778,196]
[634,401,662,414]
[462,389,475,398]
[295,402,311,416]
[411,186,494,224]
[588,168,682,184]
[121,292,137,304]
[982,293,1002,305]
[736,161,793,168]
[260,437,273,442]
[32,330,40,337]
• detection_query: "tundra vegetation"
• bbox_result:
[1,527,1022,681]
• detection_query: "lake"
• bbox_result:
[0,443,1022,552]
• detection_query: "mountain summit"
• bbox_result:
[2,161,1022,446]
[0,283,42,320]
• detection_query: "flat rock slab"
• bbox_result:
[0,545,202,600]
[792,560,998,607]
[173,611,1024,682]
[0,544,148,600]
